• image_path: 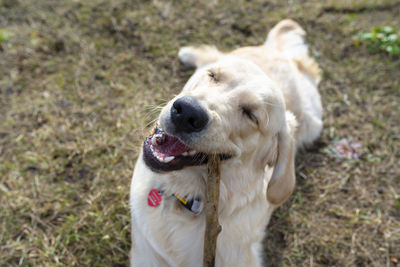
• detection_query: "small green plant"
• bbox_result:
[357,26,400,56]
[0,28,12,44]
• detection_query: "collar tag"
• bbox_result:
[174,193,188,205]
[148,189,162,207]
[174,194,203,214]
[190,199,202,214]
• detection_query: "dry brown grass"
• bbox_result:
[0,0,399,266]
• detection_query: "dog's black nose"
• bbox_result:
[171,96,209,133]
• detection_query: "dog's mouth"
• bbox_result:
[143,126,230,172]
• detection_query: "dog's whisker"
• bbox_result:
[202,154,207,163]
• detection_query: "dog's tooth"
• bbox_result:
[155,133,167,145]
[188,150,197,156]
[152,148,158,158]
[164,156,175,163]
[151,146,167,163]
[153,150,160,159]
[182,152,188,156]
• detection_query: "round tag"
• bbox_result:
[148,189,162,207]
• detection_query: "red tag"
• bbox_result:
[148,189,162,207]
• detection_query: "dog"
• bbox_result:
[130,19,322,267]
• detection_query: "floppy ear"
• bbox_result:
[267,112,297,206]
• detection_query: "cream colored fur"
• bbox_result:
[130,19,322,267]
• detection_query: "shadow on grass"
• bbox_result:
[264,139,327,266]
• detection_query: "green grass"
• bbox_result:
[0,28,12,44]
[1,0,399,266]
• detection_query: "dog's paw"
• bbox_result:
[178,46,197,68]
[178,45,221,68]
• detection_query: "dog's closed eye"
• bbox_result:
[241,105,259,125]
[207,69,219,83]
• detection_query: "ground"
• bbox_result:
[0,0,399,266]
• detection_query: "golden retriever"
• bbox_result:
[130,19,322,267]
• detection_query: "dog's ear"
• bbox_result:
[267,112,297,206]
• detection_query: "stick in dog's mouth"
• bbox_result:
[143,126,231,172]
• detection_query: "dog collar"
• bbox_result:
[174,193,202,214]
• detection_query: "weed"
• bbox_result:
[0,28,12,44]
[357,26,400,56]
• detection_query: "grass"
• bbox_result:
[0,0,399,266]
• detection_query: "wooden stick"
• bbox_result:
[203,154,222,267]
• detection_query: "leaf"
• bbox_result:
[391,45,400,56]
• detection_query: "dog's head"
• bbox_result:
[143,56,296,205]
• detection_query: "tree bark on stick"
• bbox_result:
[203,154,222,267]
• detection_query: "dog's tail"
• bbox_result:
[265,19,321,85]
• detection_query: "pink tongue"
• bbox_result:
[156,136,190,156]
